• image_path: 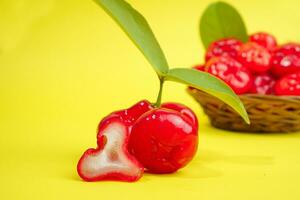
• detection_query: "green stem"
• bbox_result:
[155,78,164,107]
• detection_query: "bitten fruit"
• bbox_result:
[275,72,300,96]
[129,103,198,174]
[205,38,242,61]
[205,56,253,94]
[77,100,152,182]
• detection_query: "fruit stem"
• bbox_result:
[154,77,164,107]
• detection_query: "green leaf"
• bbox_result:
[93,0,169,75]
[200,1,248,49]
[166,68,250,124]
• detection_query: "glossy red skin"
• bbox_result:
[129,108,198,174]
[249,74,276,95]
[98,100,153,133]
[161,102,198,130]
[237,42,272,73]
[249,32,277,51]
[205,38,242,61]
[275,72,300,96]
[78,100,153,182]
[206,56,253,94]
[271,43,300,77]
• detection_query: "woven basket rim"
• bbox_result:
[240,93,300,100]
[187,88,300,133]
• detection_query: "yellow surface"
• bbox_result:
[1,0,300,199]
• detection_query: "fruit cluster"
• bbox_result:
[77,100,198,182]
[194,32,300,96]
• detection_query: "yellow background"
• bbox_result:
[1,0,300,199]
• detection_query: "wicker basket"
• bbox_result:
[187,88,300,133]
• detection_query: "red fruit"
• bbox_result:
[206,56,253,94]
[237,42,272,73]
[271,43,300,77]
[129,104,198,174]
[205,38,242,61]
[99,100,153,130]
[193,64,205,72]
[250,74,276,95]
[275,72,300,96]
[77,100,153,182]
[161,102,198,130]
[249,32,277,51]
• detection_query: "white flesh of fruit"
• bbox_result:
[81,122,141,179]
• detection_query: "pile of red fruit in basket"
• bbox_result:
[194,32,300,96]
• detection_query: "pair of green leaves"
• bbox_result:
[93,0,249,124]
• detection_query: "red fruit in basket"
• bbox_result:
[193,64,205,71]
[206,56,253,94]
[129,104,198,174]
[250,74,276,95]
[271,43,300,77]
[205,38,242,61]
[237,42,272,73]
[77,100,153,182]
[249,32,277,51]
[275,72,300,96]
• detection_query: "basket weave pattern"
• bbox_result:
[188,88,300,133]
